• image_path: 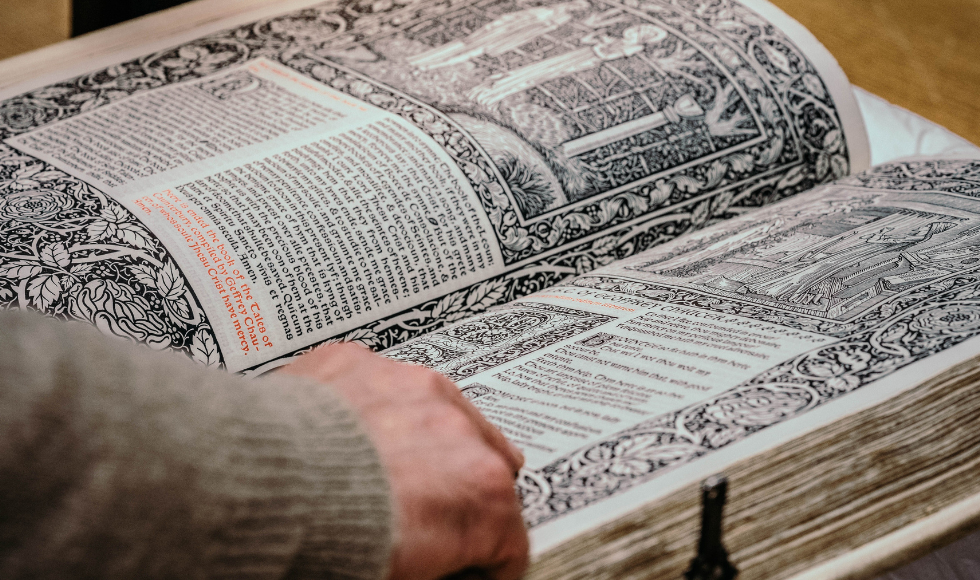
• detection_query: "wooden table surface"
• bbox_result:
[769,0,980,146]
[0,0,71,61]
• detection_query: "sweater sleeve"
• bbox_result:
[0,309,393,580]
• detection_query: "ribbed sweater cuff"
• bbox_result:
[278,378,394,580]
[0,310,393,580]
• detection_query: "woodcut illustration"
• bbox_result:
[318,0,819,223]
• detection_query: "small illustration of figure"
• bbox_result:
[406,0,592,71]
[467,23,669,106]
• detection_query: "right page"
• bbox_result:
[383,157,980,550]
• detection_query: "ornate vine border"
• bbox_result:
[0,0,850,369]
[0,145,222,364]
[514,159,980,527]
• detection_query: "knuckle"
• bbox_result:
[471,454,518,497]
[443,405,469,426]
[411,367,451,398]
[507,546,531,580]
[416,370,444,397]
[436,405,477,436]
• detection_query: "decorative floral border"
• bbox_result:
[0,145,222,365]
[566,264,980,342]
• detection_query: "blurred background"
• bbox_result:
[0,0,188,47]
[1,0,978,144]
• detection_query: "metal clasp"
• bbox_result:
[684,474,738,580]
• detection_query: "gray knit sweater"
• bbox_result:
[0,310,393,579]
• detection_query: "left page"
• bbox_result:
[0,0,867,372]
[2,57,506,372]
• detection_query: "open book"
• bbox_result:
[2,0,980,576]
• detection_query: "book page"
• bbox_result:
[5,58,503,371]
[0,0,867,370]
[384,158,980,552]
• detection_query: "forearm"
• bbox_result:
[0,310,392,580]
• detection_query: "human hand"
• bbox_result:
[282,343,529,580]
